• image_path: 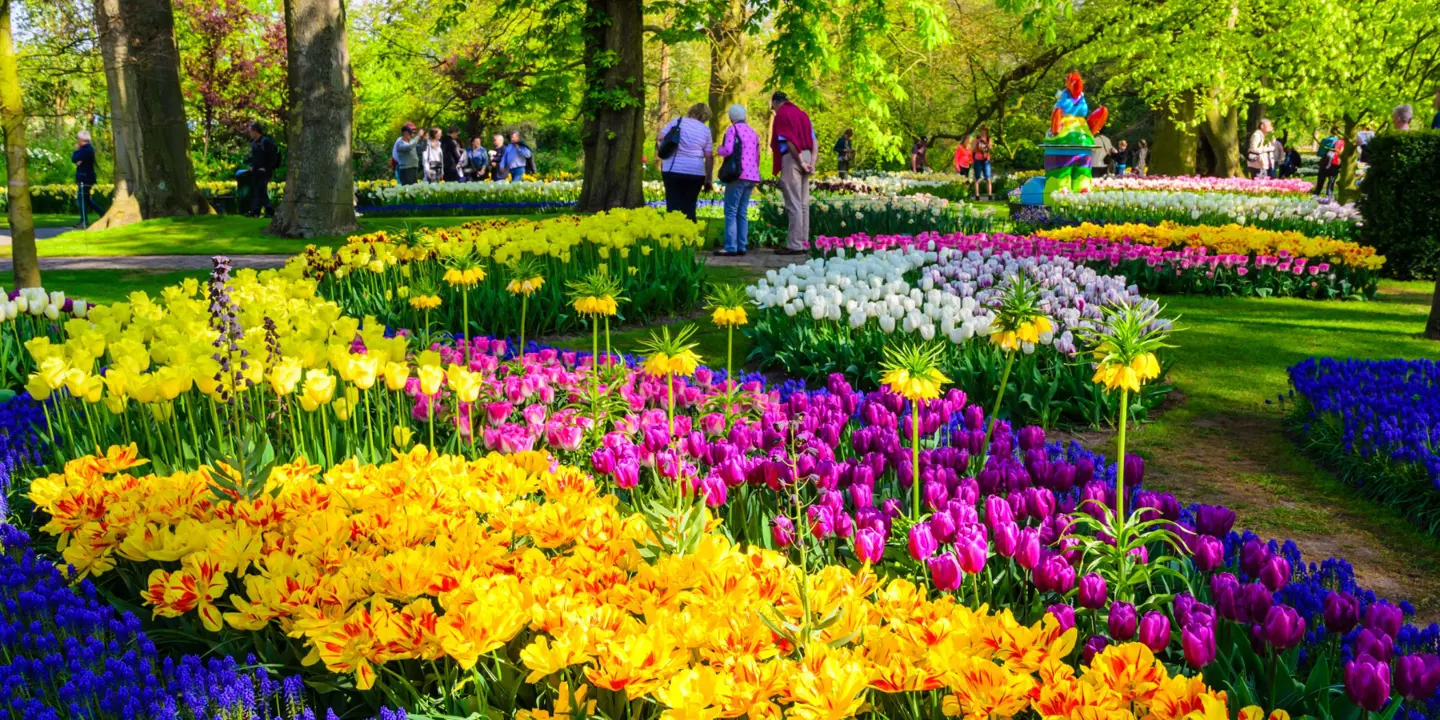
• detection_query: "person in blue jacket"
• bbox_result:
[71,130,104,228]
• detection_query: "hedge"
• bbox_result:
[1358,130,1440,279]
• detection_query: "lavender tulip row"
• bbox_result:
[1285,357,1440,533]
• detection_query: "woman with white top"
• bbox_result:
[657,103,714,221]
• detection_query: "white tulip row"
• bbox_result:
[1050,188,1362,227]
[2,287,88,321]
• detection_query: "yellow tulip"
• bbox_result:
[446,365,482,403]
[418,365,444,396]
[270,358,304,396]
[301,370,336,412]
[383,362,410,392]
[351,355,380,391]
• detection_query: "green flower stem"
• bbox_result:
[911,401,921,520]
[982,349,1017,463]
[519,295,527,352]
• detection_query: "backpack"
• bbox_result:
[718,126,746,183]
[657,119,682,160]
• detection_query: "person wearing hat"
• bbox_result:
[393,122,421,185]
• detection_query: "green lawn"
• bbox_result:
[0,214,580,259]
[0,269,205,305]
[0,213,84,229]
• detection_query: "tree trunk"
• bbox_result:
[576,0,644,211]
[1244,96,1266,138]
[268,0,358,238]
[1198,91,1242,177]
[91,0,206,229]
[1428,278,1440,340]
[653,28,670,127]
[705,0,746,137]
[0,0,37,288]
[1336,114,1362,205]
[1151,92,1197,176]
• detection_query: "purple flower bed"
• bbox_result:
[1285,357,1440,533]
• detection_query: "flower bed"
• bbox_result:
[1285,357,1440,532]
[2,286,89,390]
[1091,175,1316,196]
[756,193,996,246]
[0,523,398,719]
[810,228,1384,300]
[1036,189,1362,240]
[744,248,1168,427]
[288,208,705,339]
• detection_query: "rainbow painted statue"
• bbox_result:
[1036,71,1108,202]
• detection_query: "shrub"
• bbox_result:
[1357,130,1440,279]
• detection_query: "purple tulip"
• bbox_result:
[1364,602,1405,639]
[1209,573,1244,619]
[695,474,727,507]
[615,456,640,489]
[1047,604,1076,633]
[907,524,938,561]
[1260,605,1305,651]
[929,509,958,544]
[1355,628,1395,663]
[1259,555,1291,592]
[928,552,963,591]
[1015,527,1042,570]
[1344,654,1392,713]
[1182,623,1217,669]
[771,515,795,548]
[591,447,617,475]
[1395,654,1440,702]
[849,482,873,510]
[1324,591,1361,635]
[955,534,988,575]
[1108,601,1138,642]
[1033,552,1075,594]
[1082,635,1109,665]
[1242,582,1273,624]
[1018,425,1046,451]
[1192,504,1236,538]
[993,520,1020,558]
[1240,539,1269,578]
[853,527,885,564]
[1077,573,1108,610]
[1191,535,1225,573]
[1138,611,1171,653]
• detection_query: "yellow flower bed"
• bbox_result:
[1038,221,1385,270]
[30,446,1240,719]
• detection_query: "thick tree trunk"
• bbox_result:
[1151,93,1197,176]
[705,0,746,137]
[1428,278,1440,340]
[576,0,644,211]
[92,0,206,229]
[1198,92,1242,178]
[0,0,37,288]
[1336,114,1362,205]
[268,0,358,238]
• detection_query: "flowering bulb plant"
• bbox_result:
[1,286,87,390]
[880,340,951,518]
[506,256,546,350]
[705,283,750,397]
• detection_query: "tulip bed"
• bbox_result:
[744,248,1170,427]
[1284,357,1440,534]
[809,227,1384,300]
[287,208,705,340]
[1091,175,1316,196]
[756,193,997,246]
[1034,189,1362,241]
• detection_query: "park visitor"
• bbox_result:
[657,103,714,222]
[71,130,103,228]
[952,134,972,178]
[714,103,760,257]
[393,123,421,185]
[1132,138,1149,175]
[1246,119,1273,179]
[1269,134,1286,178]
[1314,132,1344,198]
[770,91,815,256]
[488,134,505,180]
[972,126,994,197]
[833,129,855,178]
[245,121,280,217]
[1392,103,1413,131]
[1090,131,1115,178]
[441,126,462,182]
[464,137,489,181]
[502,131,533,182]
[909,138,927,172]
[1111,139,1129,175]
[422,128,444,183]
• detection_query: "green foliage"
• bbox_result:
[1357,130,1440,280]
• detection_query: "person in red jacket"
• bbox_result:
[953,134,973,180]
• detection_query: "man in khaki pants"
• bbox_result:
[769,92,815,255]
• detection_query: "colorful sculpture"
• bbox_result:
[1039,71,1108,201]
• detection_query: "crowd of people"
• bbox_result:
[389,125,535,185]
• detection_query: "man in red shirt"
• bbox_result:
[770,92,815,255]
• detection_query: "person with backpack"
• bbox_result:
[656,103,714,221]
[714,103,761,256]
[245,121,281,217]
[953,134,973,180]
[1314,132,1344,198]
[833,129,855,178]
[441,126,463,182]
[422,128,445,183]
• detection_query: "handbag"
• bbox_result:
[718,126,745,183]
[657,118,682,160]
